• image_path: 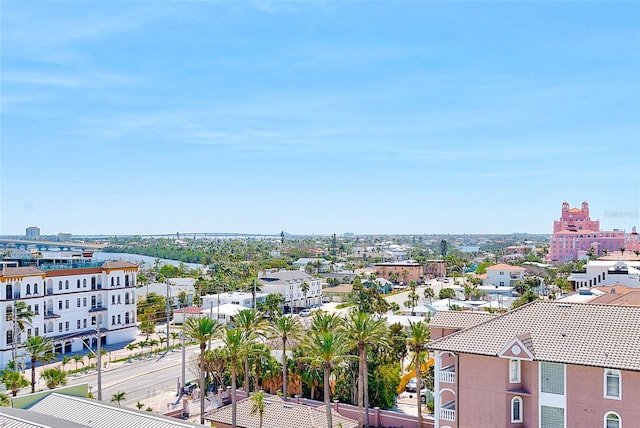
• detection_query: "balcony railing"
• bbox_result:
[440,402,456,422]
[439,367,456,384]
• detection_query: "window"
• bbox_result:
[27,328,32,338]
[112,295,116,305]
[500,271,504,275]
[117,314,121,324]
[83,319,87,329]
[117,295,121,304]
[65,300,69,309]
[541,405,564,428]
[34,283,39,294]
[58,323,63,332]
[77,298,81,308]
[77,279,81,288]
[112,315,116,325]
[65,321,69,331]
[510,359,521,383]
[83,297,87,307]
[541,362,565,395]
[604,369,621,399]
[58,281,62,290]
[65,280,69,289]
[605,412,621,428]
[6,330,13,345]
[77,320,81,329]
[511,396,523,423]
[26,284,31,295]
[58,301,63,310]
[34,304,39,315]
[35,327,39,336]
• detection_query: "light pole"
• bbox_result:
[96,321,102,401]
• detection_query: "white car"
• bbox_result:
[299,309,312,317]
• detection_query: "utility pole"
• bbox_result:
[181,330,186,393]
[96,321,102,401]
[208,301,214,350]
[166,278,171,353]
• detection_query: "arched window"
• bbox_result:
[83,279,87,288]
[65,280,69,289]
[6,284,12,300]
[26,284,31,295]
[117,277,120,286]
[511,396,523,423]
[605,412,621,428]
[34,283,39,294]
[77,279,81,289]
[111,277,114,287]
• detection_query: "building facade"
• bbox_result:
[568,260,640,289]
[258,270,321,312]
[484,263,525,287]
[374,262,425,284]
[0,261,138,368]
[428,302,640,428]
[548,201,627,262]
[25,226,40,238]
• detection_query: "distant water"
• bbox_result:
[93,251,202,270]
[458,246,480,253]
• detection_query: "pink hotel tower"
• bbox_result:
[548,201,639,262]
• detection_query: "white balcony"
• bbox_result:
[439,366,456,384]
[440,407,456,422]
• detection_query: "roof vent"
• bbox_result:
[283,404,293,409]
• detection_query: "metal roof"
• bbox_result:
[28,394,206,428]
[0,407,89,428]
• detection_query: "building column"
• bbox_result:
[434,350,442,428]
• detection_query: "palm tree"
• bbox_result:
[221,327,249,428]
[423,287,435,304]
[300,281,310,309]
[232,309,268,394]
[268,315,303,400]
[159,336,167,352]
[184,317,222,425]
[41,368,67,389]
[310,312,343,334]
[148,339,159,354]
[72,354,84,372]
[249,390,266,428]
[170,331,180,348]
[126,343,138,360]
[2,370,29,396]
[111,390,126,405]
[303,331,350,428]
[407,321,430,428]
[23,336,54,393]
[343,310,389,427]
[8,301,34,366]
[61,356,71,372]
[136,401,145,410]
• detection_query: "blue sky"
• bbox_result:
[1,1,639,236]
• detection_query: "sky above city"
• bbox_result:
[1,1,639,236]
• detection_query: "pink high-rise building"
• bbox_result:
[548,201,627,262]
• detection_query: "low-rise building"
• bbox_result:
[0,260,138,368]
[258,271,321,312]
[484,263,525,287]
[428,301,640,428]
[568,260,640,289]
[374,262,425,284]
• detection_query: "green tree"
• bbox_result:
[407,321,430,428]
[439,288,456,300]
[404,282,420,316]
[220,327,249,428]
[300,281,310,308]
[7,301,34,365]
[232,309,268,393]
[41,368,67,389]
[439,240,448,257]
[126,343,138,360]
[136,401,144,410]
[262,293,284,318]
[111,390,126,405]
[268,315,303,400]
[302,331,350,428]
[184,317,222,425]
[2,370,29,396]
[249,390,266,428]
[511,289,539,309]
[423,287,435,304]
[0,392,11,407]
[61,356,71,372]
[343,311,389,428]
[23,336,54,393]
[72,354,84,371]
[388,323,408,373]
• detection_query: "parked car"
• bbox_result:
[299,309,312,317]
[405,377,423,392]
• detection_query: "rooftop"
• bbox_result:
[428,301,640,371]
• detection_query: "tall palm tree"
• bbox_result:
[268,315,303,400]
[232,309,268,393]
[220,327,249,428]
[41,368,67,389]
[126,343,138,360]
[303,331,350,428]
[8,301,34,367]
[423,287,435,304]
[407,321,430,428]
[184,317,222,425]
[310,312,343,334]
[23,336,54,393]
[249,390,266,428]
[170,331,180,348]
[343,310,389,427]
[300,281,310,309]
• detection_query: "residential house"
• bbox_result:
[568,260,640,290]
[258,271,322,312]
[374,262,425,284]
[484,264,525,288]
[428,301,640,428]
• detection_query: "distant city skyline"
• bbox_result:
[1,2,638,236]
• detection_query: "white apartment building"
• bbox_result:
[568,260,640,289]
[483,263,526,287]
[258,270,322,311]
[0,261,138,369]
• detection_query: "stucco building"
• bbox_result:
[548,201,628,262]
[0,260,138,368]
[374,262,425,284]
[428,301,640,428]
[258,270,322,312]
